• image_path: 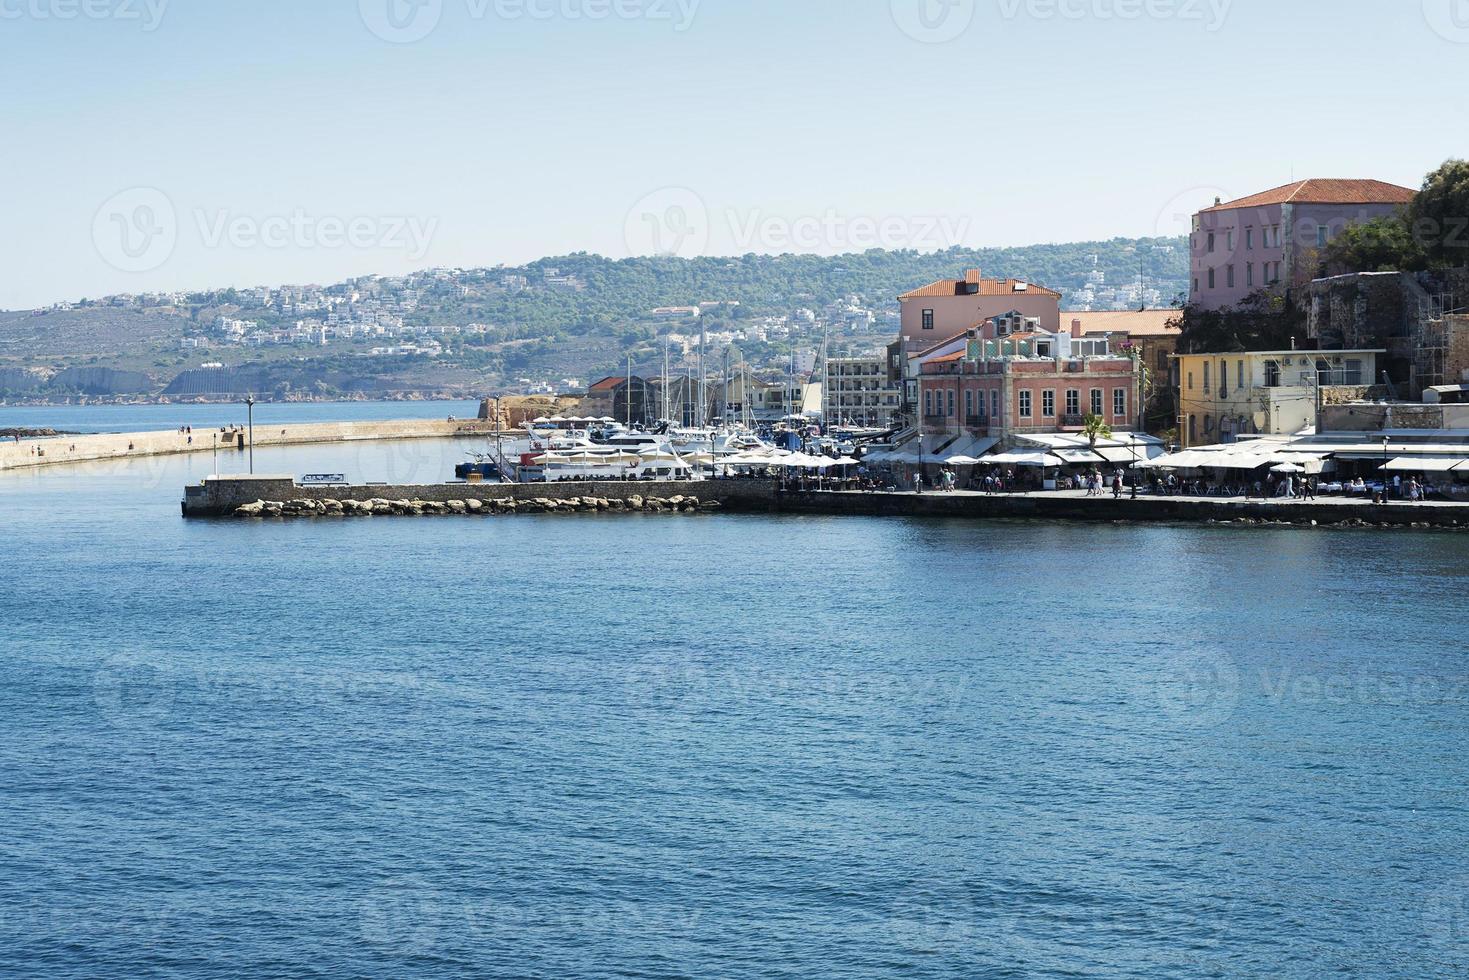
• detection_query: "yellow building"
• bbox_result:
[1175,349,1382,447]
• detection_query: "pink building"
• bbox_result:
[917,315,1141,445]
[1190,179,1416,310]
[897,269,1062,345]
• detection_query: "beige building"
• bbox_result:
[826,355,903,427]
[1175,349,1383,447]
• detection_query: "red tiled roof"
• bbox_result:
[900,276,1061,300]
[588,377,625,392]
[928,351,965,364]
[1202,179,1416,213]
[1065,309,1182,337]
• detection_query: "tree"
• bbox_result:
[1319,159,1469,274]
[1321,215,1425,276]
[1176,290,1301,354]
[1407,159,1469,268]
[1082,413,1112,447]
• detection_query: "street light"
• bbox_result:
[1381,435,1390,504]
[245,395,256,474]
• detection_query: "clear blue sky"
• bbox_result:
[1,0,1463,309]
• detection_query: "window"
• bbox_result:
[965,390,974,417]
[1114,388,1127,418]
[1246,228,1254,250]
[990,389,999,419]
[1247,263,1254,288]
[924,390,932,416]
[1219,360,1228,396]
[947,389,955,417]
[1203,362,1211,393]
[1188,415,1197,442]
[1042,390,1056,418]
[1208,269,1216,289]
[1226,230,1235,251]
[1207,232,1215,253]
[1237,359,1245,390]
[1227,265,1235,289]
[1193,278,1200,293]
[1066,389,1080,416]
[1317,225,1329,247]
[1264,360,1280,387]
[1091,389,1104,415]
[922,309,934,330]
[1188,371,1194,391]
[1345,358,1364,385]
[1019,391,1032,418]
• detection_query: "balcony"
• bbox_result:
[965,414,989,429]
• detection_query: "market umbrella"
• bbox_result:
[1270,462,1305,474]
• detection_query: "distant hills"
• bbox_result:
[0,240,1188,402]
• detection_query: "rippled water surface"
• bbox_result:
[3,421,1469,978]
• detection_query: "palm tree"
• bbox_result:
[1082,413,1112,448]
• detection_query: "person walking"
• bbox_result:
[1112,472,1123,499]
[1303,476,1316,501]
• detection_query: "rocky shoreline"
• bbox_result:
[232,494,721,519]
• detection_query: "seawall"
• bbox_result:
[0,419,507,472]
[181,477,1469,528]
[182,476,779,517]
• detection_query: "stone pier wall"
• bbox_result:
[0,419,506,472]
[182,476,779,517]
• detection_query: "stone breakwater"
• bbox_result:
[0,418,506,471]
[232,494,720,518]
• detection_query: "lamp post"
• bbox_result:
[245,395,256,474]
[916,432,924,493]
[1381,435,1390,504]
[1130,438,1138,499]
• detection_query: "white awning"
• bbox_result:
[985,451,1062,468]
[1381,457,1469,473]
[1052,448,1103,465]
[937,437,1000,462]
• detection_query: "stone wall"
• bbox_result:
[0,418,505,472]
[183,476,779,517]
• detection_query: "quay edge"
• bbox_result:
[183,476,1469,528]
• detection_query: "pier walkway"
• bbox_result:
[0,418,504,472]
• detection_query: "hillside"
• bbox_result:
[0,240,1187,402]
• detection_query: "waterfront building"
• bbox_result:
[916,314,1141,447]
[1174,349,1384,447]
[1190,179,1416,310]
[826,355,903,427]
[1064,309,1183,426]
[888,270,1064,420]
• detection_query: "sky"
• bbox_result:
[1,0,1465,309]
